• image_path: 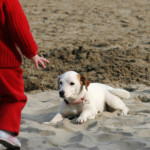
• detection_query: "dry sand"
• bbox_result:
[1,0,150,149]
[22,85,150,150]
[1,85,150,150]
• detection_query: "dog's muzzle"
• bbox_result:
[59,91,65,98]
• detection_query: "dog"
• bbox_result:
[44,71,130,124]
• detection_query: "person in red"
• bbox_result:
[0,0,49,149]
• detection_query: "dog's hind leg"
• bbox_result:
[105,91,129,116]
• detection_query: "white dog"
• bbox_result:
[45,71,130,124]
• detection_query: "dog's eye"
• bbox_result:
[70,82,75,86]
[60,81,62,85]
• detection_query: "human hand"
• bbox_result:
[31,54,49,70]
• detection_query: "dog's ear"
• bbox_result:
[57,76,60,90]
[78,75,90,90]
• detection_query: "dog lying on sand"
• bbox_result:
[44,71,130,124]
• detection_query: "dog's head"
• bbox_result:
[58,71,90,100]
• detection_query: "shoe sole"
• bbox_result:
[0,138,20,149]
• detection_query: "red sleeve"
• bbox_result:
[4,0,38,59]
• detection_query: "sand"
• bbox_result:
[20,0,150,92]
[1,85,150,150]
[22,85,150,150]
[1,0,150,149]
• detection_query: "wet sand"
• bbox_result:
[19,0,150,91]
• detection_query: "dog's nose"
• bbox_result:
[59,91,65,98]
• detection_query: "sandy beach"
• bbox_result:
[1,0,150,149]
[22,85,150,150]
[20,0,150,91]
[5,85,150,150]
[0,85,150,150]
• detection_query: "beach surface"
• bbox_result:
[20,0,150,91]
[1,0,150,149]
[21,85,150,150]
[1,85,150,150]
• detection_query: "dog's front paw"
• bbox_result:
[121,107,129,116]
[76,115,87,124]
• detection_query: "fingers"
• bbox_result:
[40,57,49,64]
[34,59,39,70]
[31,55,49,70]
[39,59,46,69]
[36,57,49,70]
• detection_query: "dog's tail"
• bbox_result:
[109,88,130,99]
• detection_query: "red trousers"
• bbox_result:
[0,67,27,135]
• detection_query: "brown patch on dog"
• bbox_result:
[77,74,90,90]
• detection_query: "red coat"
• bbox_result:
[0,0,38,135]
[0,0,38,67]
